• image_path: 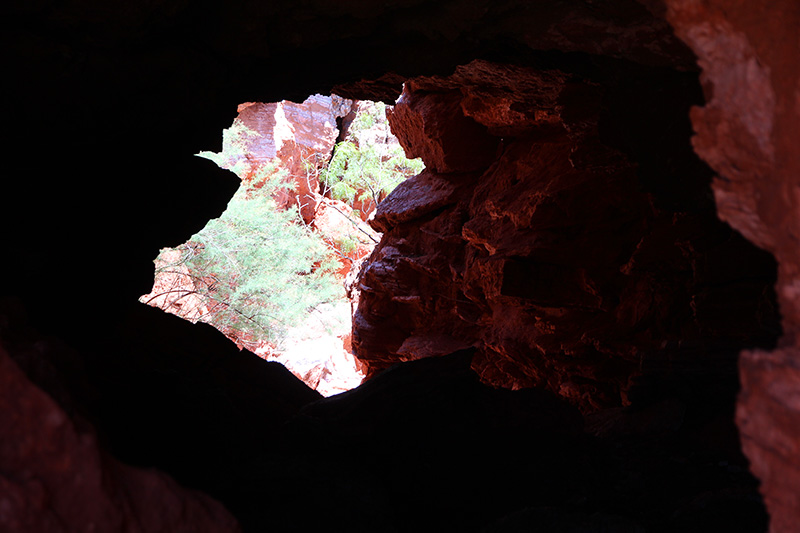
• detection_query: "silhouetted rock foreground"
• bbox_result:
[0,302,767,531]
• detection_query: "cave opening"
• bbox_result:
[135,56,782,531]
[140,95,424,396]
[5,0,797,530]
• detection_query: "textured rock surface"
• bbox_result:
[200,95,353,222]
[0,344,240,533]
[388,88,499,173]
[737,347,800,531]
[355,59,780,414]
[665,1,800,530]
[369,168,464,233]
[138,247,211,323]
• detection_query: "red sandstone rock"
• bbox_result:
[737,348,800,533]
[312,197,378,277]
[202,95,354,222]
[665,2,800,530]
[354,60,778,414]
[395,334,474,361]
[369,169,469,233]
[0,345,240,533]
[138,247,211,324]
[388,87,499,173]
[405,60,571,138]
[332,72,406,103]
[254,301,366,397]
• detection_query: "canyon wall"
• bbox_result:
[198,94,353,222]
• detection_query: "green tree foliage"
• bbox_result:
[335,235,359,256]
[145,99,421,350]
[149,173,340,348]
[320,102,424,209]
[196,118,263,179]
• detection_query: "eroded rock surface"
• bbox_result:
[355,60,780,414]
[665,2,800,530]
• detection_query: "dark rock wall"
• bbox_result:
[3,0,798,531]
[0,335,241,533]
[665,1,800,530]
[355,59,779,413]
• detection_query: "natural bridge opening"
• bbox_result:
[140,95,423,396]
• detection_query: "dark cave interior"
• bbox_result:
[2,1,799,532]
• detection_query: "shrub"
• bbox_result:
[320,102,424,212]
[147,172,340,348]
[335,235,359,256]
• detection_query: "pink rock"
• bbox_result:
[201,95,354,222]
[312,197,378,278]
[737,348,800,533]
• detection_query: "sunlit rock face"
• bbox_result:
[254,300,366,397]
[354,59,780,413]
[199,95,353,222]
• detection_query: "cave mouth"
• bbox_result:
[139,95,424,396]
[132,57,783,531]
